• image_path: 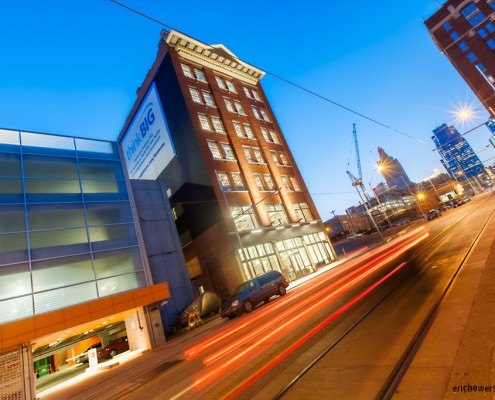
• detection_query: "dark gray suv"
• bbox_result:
[220,270,289,319]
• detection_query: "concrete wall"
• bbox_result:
[130,179,195,328]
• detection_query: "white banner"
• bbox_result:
[121,82,175,180]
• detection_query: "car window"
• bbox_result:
[233,281,251,296]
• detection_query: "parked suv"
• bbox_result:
[220,270,289,319]
[426,209,441,221]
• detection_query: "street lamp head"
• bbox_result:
[417,193,424,199]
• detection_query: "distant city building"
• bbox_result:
[118,30,336,298]
[431,123,488,183]
[377,147,412,190]
[425,1,495,117]
[324,210,371,240]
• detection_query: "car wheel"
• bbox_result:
[227,315,236,320]
[243,301,253,313]
[109,349,117,358]
[278,285,286,296]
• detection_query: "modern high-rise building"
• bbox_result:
[425,1,495,117]
[432,123,488,182]
[118,30,336,298]
[377,147,412,190]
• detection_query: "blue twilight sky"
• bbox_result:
[1,0,494,220]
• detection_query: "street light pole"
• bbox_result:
[399,175,426,219]
[368,182,393,227]
[353,185,384,241]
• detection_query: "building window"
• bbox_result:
[243,146,254,162]
[243,124,255,139]
[224,98,235,113]
[231,206,258,231]
[198,113,212,130]
[294,202,313,222]
[220,143,236,160]
[226,80,237,93]
[253,174,265,191]
[260,108,271,122]
[189,87,202,104]
[232,172,245,190]
[251,106,261,119]
[215,76,226,90]
[233,121,245,137]
[207,140,222,159]
[489,0,495,10]
[278,152,289,166]
[266,203,289,226]
[459,42,468,51]
[269,130,281,144]
[194,68,207,83]
[461,3,485,27]
[243,86,253,99]
[234,100,246,115]
[289,176,301,191]
[211,116,225,133]
[443,22,452,31]
[261,127,271,142]
[217,171,232,191]
[252,89,262,101]
[253,148,265,163]
[203,91,215,107]
[467,52,477,62]
[488,39,495,49]
[478,28,488,38]
[181,63,194,78]
[270,150,279,164]
[478,63,486,72]
[487,23,495,32]
[263,174,275,190]
[451,31,460,41]
[281,175,292,191]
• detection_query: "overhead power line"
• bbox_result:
[109,0,426,145]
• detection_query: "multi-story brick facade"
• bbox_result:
[425,0,495,116]
[118,30,336,298]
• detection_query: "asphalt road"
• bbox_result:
[50,191,494,400]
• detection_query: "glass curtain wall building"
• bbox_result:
[0,129,147,325]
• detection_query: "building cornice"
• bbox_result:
[164,30,265,85]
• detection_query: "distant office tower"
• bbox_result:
[377,147,412,189]
[118,30,336,299]
[425,1,495,116]
[432,123,487,181]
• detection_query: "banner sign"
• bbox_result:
[121,82,175,180]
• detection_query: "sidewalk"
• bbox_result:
[396,207,495,399]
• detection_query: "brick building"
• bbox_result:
[118,30,336,298]
[425,0,495,116]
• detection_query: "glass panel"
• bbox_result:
[89,223,138,251]
[75,138,119,160]
[0,233,28,264]
[0,295,33,324]
[34,282,98,315]
[0,204,26,233]
[21,132,75,157]
[0,263,31,300]
[25,178,82,203]
[0,129,20,153]
[97,271,146,298]
[93,247,143,279]
[32,254,95,292]
[29,228,90,260]
[82,180,129,201]
[28,203,86,230]
[0,178,24,204]
[86,202,133,226]
[78,158,124,180]
[23,154,78,178]
[0,153,22,176]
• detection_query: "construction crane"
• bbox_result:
[346,123,371,202]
